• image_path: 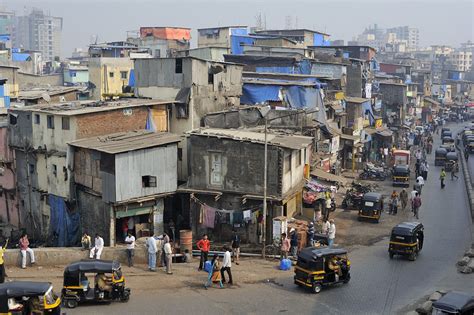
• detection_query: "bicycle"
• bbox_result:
[264,239,281,259]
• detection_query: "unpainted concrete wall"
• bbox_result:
[76,189,111,245]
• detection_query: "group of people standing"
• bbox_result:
[146,232,173,274]
[388,187,422,219]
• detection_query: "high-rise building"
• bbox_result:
[0,8,14,35]
[13,9,62,61]
[386,26,419,51]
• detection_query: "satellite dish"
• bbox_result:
[41,93,51,104]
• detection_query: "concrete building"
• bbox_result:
[128,27,191,58]
[255,29,330,48]
[13,9,62,61]
[69,130,180,246]
[88,57,134,100]
[386,26,419,51]
[378,81,407,128]
[182,128,312,243]
[134,57,243,180]
[173,47,230,62]
[0,9,14,35]
[88,41,140,58]
[0,109,19,235]
[449,49,472,72]
[63,65,89,86]
[8,99,172,243]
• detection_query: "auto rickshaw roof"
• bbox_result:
[393,150,410,156]
[441,127,450,132]
[64,259,121,275]
[0,281,52,298]
[432,291,474,313]
[435,147,448,154]
[391,221,423,236]
[393,165,410,172]
[442,136,454,140]
[298,247,348,261]
[363,192,383,201]
[446,152,458,159]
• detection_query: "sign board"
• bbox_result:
[317,140,331,154]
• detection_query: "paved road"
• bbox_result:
[67,122,473,315]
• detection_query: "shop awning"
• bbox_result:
[116,207,153,219]
[310,168,348,185]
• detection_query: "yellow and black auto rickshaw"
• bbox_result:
[392,165,410,187]
[62,260,130,308]
[358,192,384,223]
[0,281,61,315]
[435,147,448,166]
[294,248,351,294]
[388,222,424,261]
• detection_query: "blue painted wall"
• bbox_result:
[230,35,255,55]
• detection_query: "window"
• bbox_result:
[142,175,157,187]
[109,72,114,78]
[177,148,183,161]
[120,71,128,79]
[209,153,222,186]
[63,166,68,181]
[29,164,35,174]
[208,73,214,85]
[61,117,70,130]
[9,114,17,125]
[175,103,189,119]
[284,154,291,173]
[52,164,57,177]
[296,150,302,166]
[70,71,77,77]
[47,115,54,129]
[34,114,40,124]
[26,114,30,120]
[175,58,183,73]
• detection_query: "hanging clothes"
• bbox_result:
[199,205,204,224]
[243,210,251,222]
[203,206,216,228]
[233,212,244,224]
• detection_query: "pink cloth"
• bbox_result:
[19,237,29,250]
[203,206,216,228]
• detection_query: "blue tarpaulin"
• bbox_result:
[49,194,80,247]
[362,100,375,125]
[284,86,318,109]
[255,59,312,75]
[230,28,248,36]
[12,53,31,62]
[0,35,10,42]
[128,69,135,87]
[231,35,256,55]
[241,84,280,104]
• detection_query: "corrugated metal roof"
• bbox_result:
[18,86,82,100]
[11,99,174,116]
[189,128,312,150]
[345,96,370,104]
[69,130,181,154]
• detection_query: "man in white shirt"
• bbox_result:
[221,246,233,285]
[410,189,418,212]
[328,220,336,248]
[322,219,330,235]
[125,231,135,267]
[89,234,104,260]
[163,240,173,274]
[146,234,158,271]
[417,175,425,187]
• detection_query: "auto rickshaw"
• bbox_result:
[466,136,474,153]
[0,281,61,315]
[434,147,448,166]
[294,248,351,294]
[442,136,455,145]
[392,165,410,187]
[392,150,410,166]
[445,152,459,172]
[388,222,424,261]
[432,291,474,315]
[62,260,130,308]
[358,192,383,222]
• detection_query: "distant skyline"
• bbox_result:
[1,0,473,57]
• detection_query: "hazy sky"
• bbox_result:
[1,0,473,57]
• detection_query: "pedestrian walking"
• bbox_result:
[0,239,8,283]
[197,234,210,271]
[307,222,315,247]
[89,234,104,260]
[414,179,423,196]
[19,233,35,268]
[323,192,332,221]
[231,230,240,265]
[163,240,173,274]
[413,193,422,219]
[124,231,135,267]
[410,188,418,212]
[399,188,408,211]
[440,168,447,189]
[81,232,91,250]
[204,255,223,289]
[146,234,158,271]
[465,149,469,161]
[389,190,399,215]
[280,233,290,259]
[451,161,459,180]
[328,220,336,248]
[290,228,298,257]
[221,246,233,285]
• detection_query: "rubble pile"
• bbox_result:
[456,247,474,274]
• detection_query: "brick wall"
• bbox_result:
[75,106,148,139]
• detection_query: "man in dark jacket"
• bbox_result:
[307,222,315,247]
[231,230,241,265]
[290,228,298,257]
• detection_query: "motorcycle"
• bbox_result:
[359,169,386,181]
[342,182,375,209]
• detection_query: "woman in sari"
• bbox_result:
[204,254,223,289]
